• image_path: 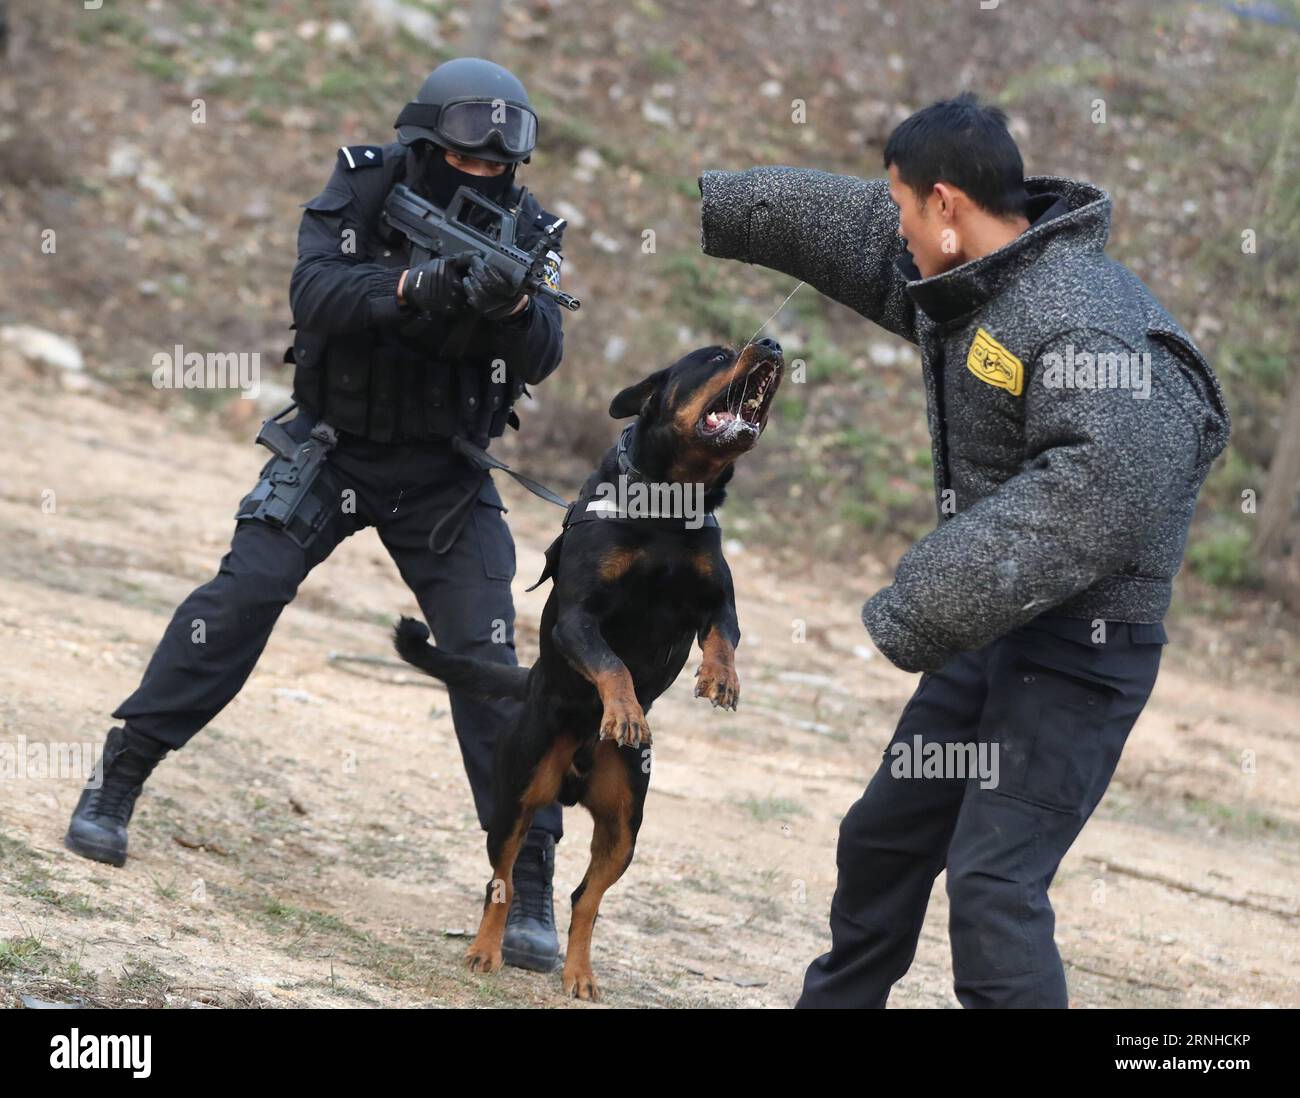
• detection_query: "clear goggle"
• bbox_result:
[423,98,538,158]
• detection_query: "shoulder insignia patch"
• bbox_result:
[966,327,1024,396]
[540,249,562,290]
[337,145,383,171]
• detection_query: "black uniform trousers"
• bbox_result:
[113,410,563,840]
[798,613,1164,1008]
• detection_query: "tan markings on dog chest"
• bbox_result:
[692,551,715,578]
[599,546,642,582]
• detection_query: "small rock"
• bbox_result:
[61,373,95,393]
[147,26,185,50]
[362,0,441,43]
[325,21,356,48]
[241,196,272,221]
[282,106,315,131]
[641,99,674,127]
[107,143,142,178]
[589,230,623,254]
[139,172,176,204]
[603,335,627,363]
[867,341,899,368]
[0,326,84,373]
[573,147,603,185]
[210,56,244,78]
[552,199,586,229]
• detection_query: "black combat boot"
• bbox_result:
[64,726,169,867]
[502,828,559,972]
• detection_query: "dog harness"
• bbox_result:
[526,426,721,591]
[561,425,719,531]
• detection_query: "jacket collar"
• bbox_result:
[899,176,1111,326]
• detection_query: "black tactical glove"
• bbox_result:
[403,252,473,316]
[462,255,528,321]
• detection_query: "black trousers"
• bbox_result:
[798,614,1164,1008]
[113,413,563,840]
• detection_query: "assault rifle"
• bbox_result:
[382,182,580,312]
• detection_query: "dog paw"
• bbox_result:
[562,962,601,1002]
[466,942,503,974]
[599,697,651,748]
[694,662,739,710]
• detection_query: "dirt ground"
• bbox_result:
[1,378,1297,1009]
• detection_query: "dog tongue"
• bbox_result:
[705,410,735,430]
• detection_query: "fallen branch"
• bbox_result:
[1065,961,1183,994]
[1085,857,1299,920]
[172,834,231,857]
[327,652,446,690]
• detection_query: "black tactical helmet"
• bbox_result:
[394,57,538,164]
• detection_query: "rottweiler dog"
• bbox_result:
[394,337,783,999]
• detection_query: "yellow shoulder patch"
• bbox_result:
[966,328,1024,396]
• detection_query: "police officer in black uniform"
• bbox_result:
[64,58,568,973]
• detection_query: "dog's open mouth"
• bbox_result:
[698,355,783,446]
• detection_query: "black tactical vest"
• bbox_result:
[288,145,548,446]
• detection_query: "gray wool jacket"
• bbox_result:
[699,167,1231,672]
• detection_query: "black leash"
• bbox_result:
[451,435,570,508]
[427,435,569,554]
[428,425,718,557]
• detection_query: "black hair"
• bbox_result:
[883,92,1029,219]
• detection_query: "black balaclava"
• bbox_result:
[410,141,516,210]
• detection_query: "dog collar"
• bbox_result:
[564,423,718,529]
[616,424,644,483]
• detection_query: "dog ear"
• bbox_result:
[609,369,668,419]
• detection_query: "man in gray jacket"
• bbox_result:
[699,93,1229,1007]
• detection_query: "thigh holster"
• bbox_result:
[235,408,340,549]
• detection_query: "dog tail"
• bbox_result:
[392,617,531,700]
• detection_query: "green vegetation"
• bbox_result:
[737,795,808,822]
[117,956,171,1000]
[1180,795,1300,843]
[0,936,101,1006]
[0,936,47,974]
[1187,525,1257,588]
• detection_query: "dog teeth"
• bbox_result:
[706,410,736,430]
